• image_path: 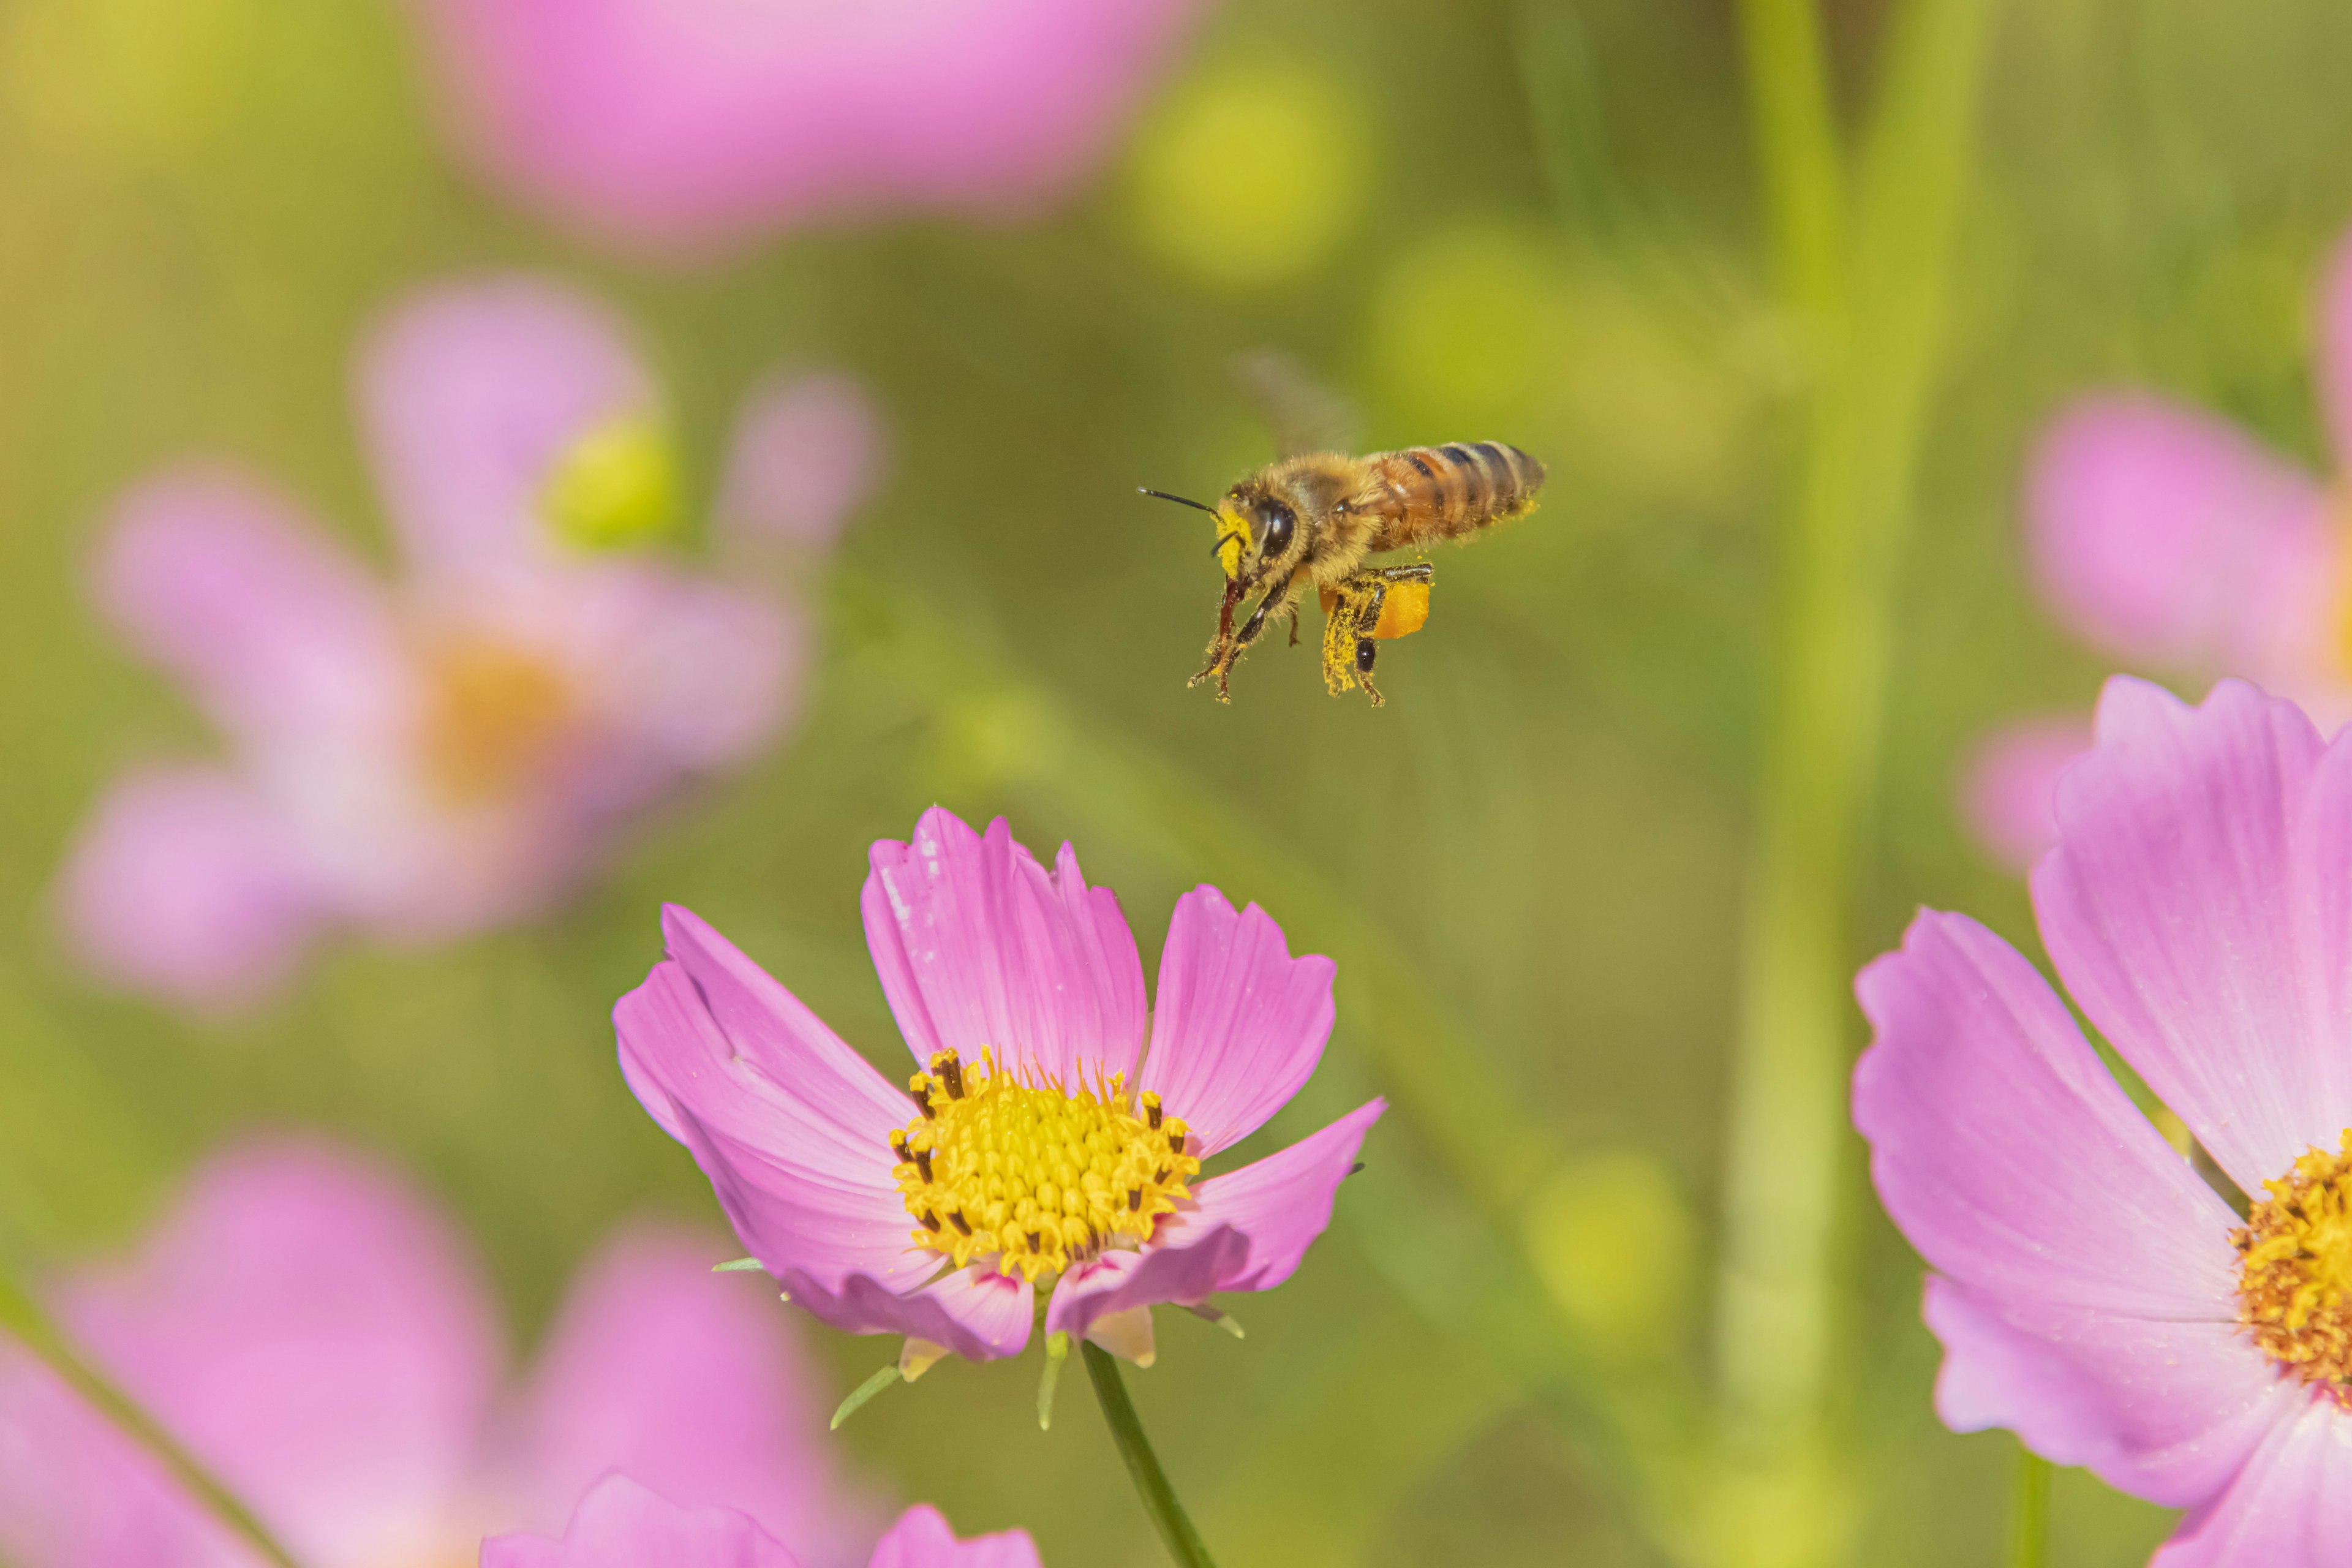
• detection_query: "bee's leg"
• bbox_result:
[1320,564,1433,706]
[1287,608,1301,647]
[1193,575,1300,701]
[1319,576,1381,699]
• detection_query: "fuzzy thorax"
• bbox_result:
[889,1049,1200,1285]
[2236,1131,2352,1389]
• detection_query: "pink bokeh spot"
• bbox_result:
[1954,716,2095,875]
[615,806,1381,1366]
[407,0,1214,261]
[484,1478,1039,1568]
[0,1138,881,1568]
[1857,677,2352,1566]
[58,275,884,1012]
[1973,225,2352,869]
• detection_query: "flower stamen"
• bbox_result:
[888,1049,1201,1285]
[2234,1130,2352,1392]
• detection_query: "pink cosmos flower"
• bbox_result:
[486,1476,1038,1568]
[1858,676,2352,1566]
[405,0,1212,261]
[0,1137,880,1568]
[57,276,881,1011]
[1960,232,2352,872]
[616,806,1384,1372]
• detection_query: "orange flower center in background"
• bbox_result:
[889,1048,1200,1286]
[2234,1131,2352,1390]
[418,638,575,805]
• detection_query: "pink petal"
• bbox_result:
[1040,1237,1243,1344]
[1852,908,2278,1504]
[49,1139,501,1568]
[507,1227,881,1568]
[1046,1100,1383,1341]
[482,1476,801,1568]
[94,469,407,746]
[777,1264,1034,1364]
[861,810,1145,1085]
[717,374,887,555]
[0,1349,244,1568]
[55,766,323,1011]
[2024,396,2328,671]
[1137,886,1337,1156]
[866,1504,1042,1568]
[2152,1395,2352,1567]
[409,0,1209,258]
[567,567,801,772]
[1924,1278,2296,1509]
[2032,677,2352,1189]
[614,910,927,1294]
[359,277,657,580]
[1954,717,2094,875]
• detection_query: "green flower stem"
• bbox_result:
[1082,1342,1219,1568]
[0,1262,307,1568]
[1716,0,1998,1473]
[2009,1448,2051,1568]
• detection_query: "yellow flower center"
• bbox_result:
[889,1049,1200,1286]
[417,638,574,805]
[541,416,677,552]
[2234,1131,2352,1388]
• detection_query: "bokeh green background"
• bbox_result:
[7,0,2352,1563]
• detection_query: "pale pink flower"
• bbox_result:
[405,0,1212,261]
[57,277,880,1011]
[1860,676,2352,1566]
[0,1137,880,1568]
[1960,232,2352,872]
[616,806,1383,1370]
[486,1476,1038,1568]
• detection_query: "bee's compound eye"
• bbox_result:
[1257,501,1295,557]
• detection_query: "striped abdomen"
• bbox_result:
[1365,442,1546,550]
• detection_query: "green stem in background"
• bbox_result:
[2008,1447,2051,1568]
[0,1264,307,1568]
[1083,1342,1220,1568]
[1716,0,1999,1484]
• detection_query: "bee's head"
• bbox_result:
[1217,483,1302,588]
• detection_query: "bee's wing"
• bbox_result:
[1232,348,1360,459]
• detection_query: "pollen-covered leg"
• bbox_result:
[1318,564,1433,706]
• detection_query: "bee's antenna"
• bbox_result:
[1137,487,1218,516]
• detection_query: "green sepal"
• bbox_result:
[1185,1303,1245,1338]
[1037,1331,1072,1430]
[829,1363,903,1431]
[711,1257,765,1273]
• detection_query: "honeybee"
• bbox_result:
[1142,440,1546,705]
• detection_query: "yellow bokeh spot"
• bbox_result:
[1369,225,1567,431]
[3,0,255,164]
[1126,56,1370,288]
[1520,1148,1694,1354]
[418,639,574,807]
[891,1049,1200,1285]
[542,417,678,552]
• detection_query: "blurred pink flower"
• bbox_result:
[616,806,1383,1371]
[1860,677,2352,1567]
[1962,232,2352,872]
[405,0,1212,260]
[57,277,883,1011]
[0,1137,881,1568]
[486,1476,1039,1568]
[1954,716,2095,876]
